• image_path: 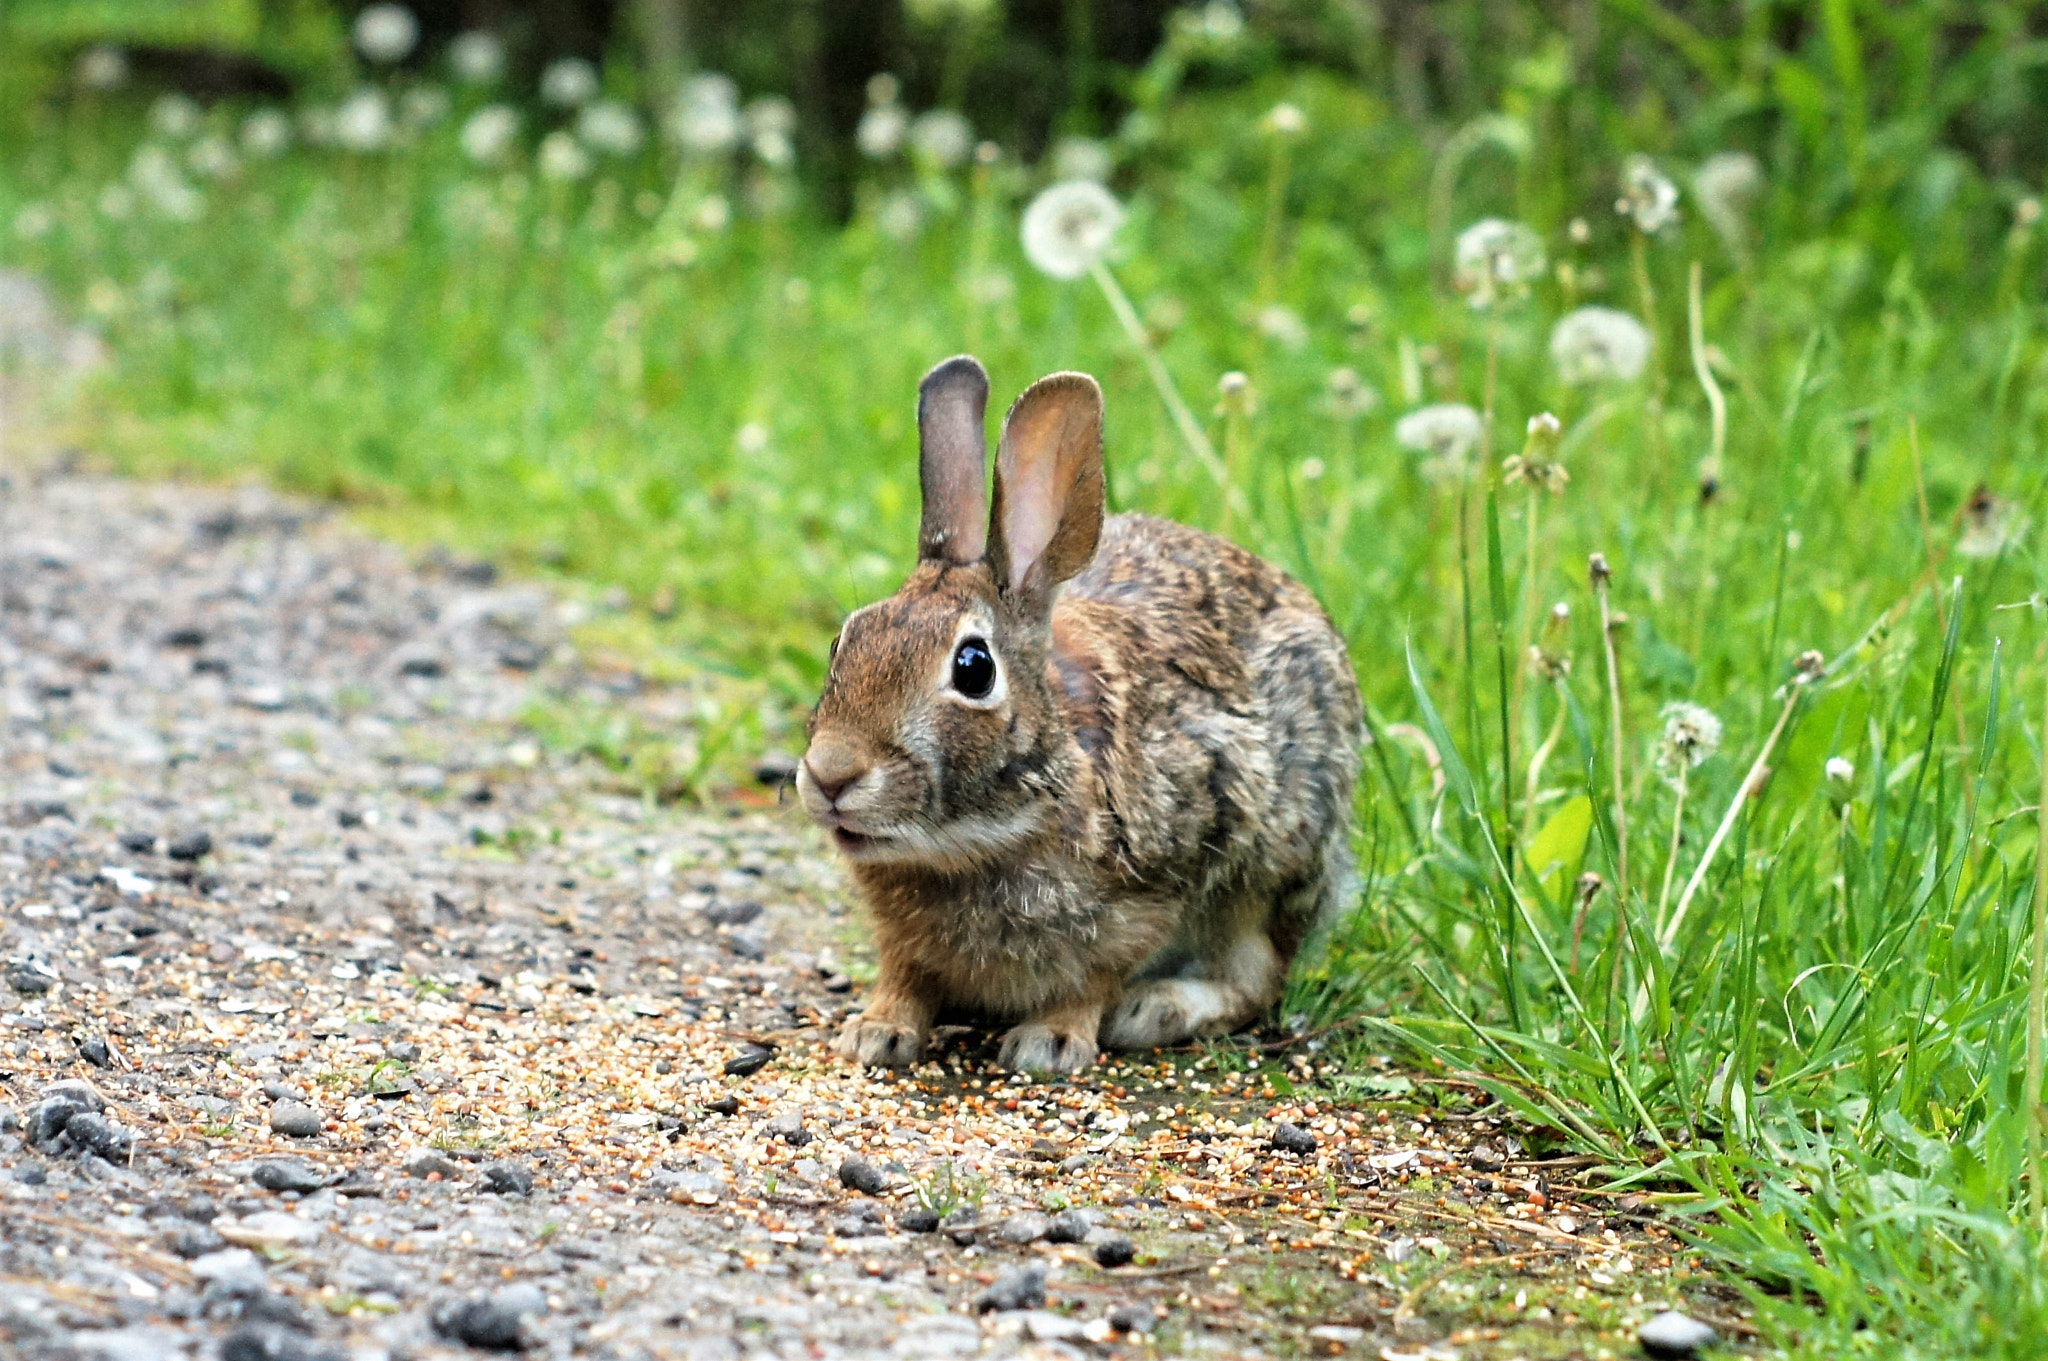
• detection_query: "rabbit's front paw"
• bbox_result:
[1103,980,1229,1049]
[997,1022,1099,1075]
[834,1012,926,1067]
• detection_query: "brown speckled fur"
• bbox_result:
[797,358,1362,1073]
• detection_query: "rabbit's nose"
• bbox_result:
[803,738,867,804]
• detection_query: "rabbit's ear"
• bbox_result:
[917,355,991,565]
[989,372,1105,604]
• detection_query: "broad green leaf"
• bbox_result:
[1525,794,1593,903]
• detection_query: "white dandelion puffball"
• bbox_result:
[353,4,419,65]
[1550,307,1651,385]
[1323,366,1378,420]
[910,110,973,169]
[14,203,54,239]
[857,103,908,158]
[1021,180,1123,280]
[449,32,506,84]
[577,100,644,156]
[1825,756,1855,784]
[1256,303,1308,349]
[1696,150,1763,251]
[129,145,203,221]
[748,96,799,167]
[187,135,239,181]
[460,105,521,163]
[149,94,203,140]
[240,109,292,159]
[1617,154,1680,234]
[1453,217,1545,308]
[1395,404,1484,466]
[76,45,129,92]
[1052,136,1112,183]
[333,89,394,153]
[401,85,451,129]
[537,130,593,181]
[673,74,740,153]
[1658,702,1723,770]
[540,57,600,108]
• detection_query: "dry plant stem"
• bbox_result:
[1687,261,1726,492]
[1594,570,1629,909]
[1221,411,1248,538]
[1087,258,1250,524]
[1511,487,1540,774]
[2031,656,2048,1238]
[1519,686,1567,848]
[1654,765,1689,933]
[1660,682,1805,950]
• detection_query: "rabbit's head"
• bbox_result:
[798,356,1105,869]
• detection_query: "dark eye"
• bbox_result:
[951,637,996,700]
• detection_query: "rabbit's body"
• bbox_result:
[800,359,1361,1073]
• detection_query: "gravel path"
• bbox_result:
[0,345,1722,1360]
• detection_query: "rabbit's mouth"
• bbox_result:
[832,827,878,854]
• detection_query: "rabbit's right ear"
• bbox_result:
[917,355,991,565]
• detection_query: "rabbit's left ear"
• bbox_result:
[989,372,1104,604]
[917,355,991,565]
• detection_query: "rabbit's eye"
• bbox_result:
[951,637,996,700]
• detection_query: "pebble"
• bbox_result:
[1107,1302,1155,1335]
[703,899,764,926]
[77,1034,111,1067]
[723,1045,773,1077]
[997,1210,1051,1245]
[838,1156,887,1195]
[117,829,158,854]
[220,1322,341,1361]
[215,1211,320,1250]
[766,1110,812,1147]
[480,1159,533,1195]
[1019,1311,1088,1342]
[703,1095,741,1116]
[269,1101,323,1138]
[896,1207,940,1234]
[1092,1232,1136,1268]
[387,1040,422,1063]
[436,1282,547,1350]
[166,829,213,860]
[405,1149,463,1179]
[1307,1323,1366,1349]
[190,1248,269,1294]
[62,1110,133,1160]
[1638,1311,1718,1358]
[167,1225,228,1258]
[972,1262,1047,1313]
[1271,1121,1319,1155]
[252,1159,328,1193]
[941,1207,980,1245]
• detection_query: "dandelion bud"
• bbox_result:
[1504,412,1568,493]
[1588,552,1611,587]
[909,110,973,169]
[1575,872,1604,905]
[1567,217,1591,245]
[1793,650,1826,682]
[1825,757,1855,785]
[1215,371,1257,419]
[1262,103,1307,137]
[76,45,129,92]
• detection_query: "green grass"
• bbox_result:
[9,7,2048,1354]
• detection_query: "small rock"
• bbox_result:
[190,1247,268,1294]
[77,1035,112,1068]
[166,830,213,861]
[973,1262,1047,1313]
[941,1207,980,1245]
[1057,1153,1101,1176]
[1384,1236,1417,1264]
[398,654,446,679]
[404,1148,463,1179]
[335,809,364,829]
[397,765,446,795]
[164,627,207,648]
[1271,1121,1319,1155]
[262,1082,300,1103]
[997,1211,1051,1245]
[497,639,545,671]
[1092,1232,1136,1268]
[8,965,56,995]
[823,973,853,993]
[702,899,764,927]
[214,1212,319,1251]
[435,1283,546,1351]
[1107,1302,1155,1335]
[723,1046,773,1077]
[838,1156,887,1195]
[765,1111,810,1147]
[221,1322,341,1361]
[703,1095,740,1116]
[831,1213,884,1238]
[1638,1311,1718,1359]
[234,685,288,712]
[753,752,799,788]
[118,829,159,854]
[726,927,767,960]
[62,1110,133,1160]
[290,790,320,808]
[387,1040,421,1063]
[167,1224,228,1258]
[269,1102,323,1138]
[1307,1324,1366,1350]
[896,1207,940,1234]
[252,1159,328,1194]
[1020,1311,1088,1342]
[480,1159,533,1195]
[1046,1209,1093,1244]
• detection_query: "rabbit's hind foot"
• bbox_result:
[1101,932,1283,1050]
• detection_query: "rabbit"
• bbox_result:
[796,355,1362,1074]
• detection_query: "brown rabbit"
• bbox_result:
[797,356,1362,1073]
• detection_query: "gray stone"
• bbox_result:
[1046,1209,1093,1243]
[480,1159,533,1195]
[220,1321,341,1361]
[252,1159,328,1193]
[404,1148,462,1179]
[435,1282,547,1350]
[1092,1232,1135,1268]
[972,1262,1047,1313]
[1271,1121,1318,1155]
[1638,1310,1718,1358]
[1107,1302,1155,1334]
[166,829,214,861]
[838,1156,887,1195]
[997,1210,1051,1245]
[63,1110,133,1159]
[269,1102,323,1138]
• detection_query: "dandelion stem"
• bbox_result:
[1686,261,1726,496]
[1511,485,1540,791]
[1631,234,1668,469]
[1480,314,1500,468]
[1661,681,1805,950]
[1593,558,1629,911]
[1654,764,1689,934]
[1520,682,1566,849]
[2031,656,2048,1239]
[1086,258,1250,524]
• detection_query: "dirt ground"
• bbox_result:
[1,313,1745,1360]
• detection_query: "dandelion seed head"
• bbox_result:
[240,109,292,159]
[1323,366,1378,420]
[540,57,601,108]
[460,106,521,164]
[1825,756,1855,784]
[149,94,203,141]
[537,130,593,181]
[577,100,644,156]
[1567,216,1591,245]
[1256,303,1308,349]
[748,97,800,168]
[909,110,973,169]
[736,422,771,455]
[1957,483,2027,560]
[76,46,128,92]
[670,74,740,153]
[1052,136,1112,183]
[1215,371,1257,419]
[1453,218,1544,310]
[877,191,924,241]
[1020,180,1123,281]
[187,135,239,182]
[334,88,394,153]
[401,85,451,129]
[1299,457,1325,481]
[1617,154,1680,234]
[692,194,731,233]
[1658,702,1723,770]
[449,32,506,84]
[1550,306,1651,385]
[353,4,420,65]
[1394,403,1484,478]
[1262,103,1306,137]
[129,145,203,221]
[856,103,908,159]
